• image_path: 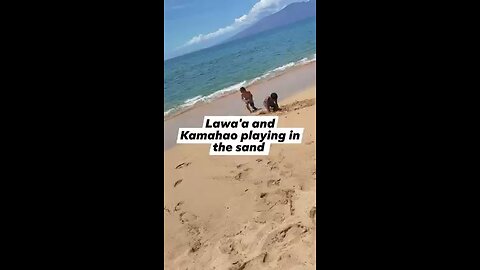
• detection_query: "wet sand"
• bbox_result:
[164,83,316,269]
[164,62,316,149]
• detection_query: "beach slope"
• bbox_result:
[164,86,316,270]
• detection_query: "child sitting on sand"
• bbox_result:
[239,87,258,113]
[264,92,281,112]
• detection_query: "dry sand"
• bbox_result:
[164,62,316,149]
[164,85,316,270]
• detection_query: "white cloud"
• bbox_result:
[182,0,305,47]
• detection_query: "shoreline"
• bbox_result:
[164,85,316,269]
[164,61,316,150]
[164,56,316,121]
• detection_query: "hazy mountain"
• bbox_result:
[227,0,316,42]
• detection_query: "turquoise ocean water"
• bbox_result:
[164,17,316,118]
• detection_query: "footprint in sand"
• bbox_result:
[267,179,281,187]
[185,224,203,254]
[190,239,202,253]
[219,239,237,255]
[233,165,252,180]
[179,211,197,224]
[258,189,295,215]
[173,179,183,187]
[262,223,309,249]
[234,172,243,180]
[174,201,184,212]
[175,162,191,169]
[267,161,279,171]
[229,252,268,270]
[236,163,246,169]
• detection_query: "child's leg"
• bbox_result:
[245,103,252,113]
[250,101,258,110]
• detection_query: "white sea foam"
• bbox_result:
[247,54,316,85]
[164,54,316,119]
[203,81,246,101]
[164,81,246,119]
[272,62,296,72]
[164,107,176,117]
[184,95,203,104]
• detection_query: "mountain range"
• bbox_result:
[165,0,317,60]
[227,0,316,42]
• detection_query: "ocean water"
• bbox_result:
[164,17,316,118]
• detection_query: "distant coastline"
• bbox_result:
[165,16,316,62]
[164,17,316,120]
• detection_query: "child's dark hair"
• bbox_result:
[270,92,278,99]
[240,87,246,92]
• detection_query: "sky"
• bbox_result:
[164,0,307,60]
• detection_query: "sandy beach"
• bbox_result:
[164,62,316,150]
[163,71,316,269]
